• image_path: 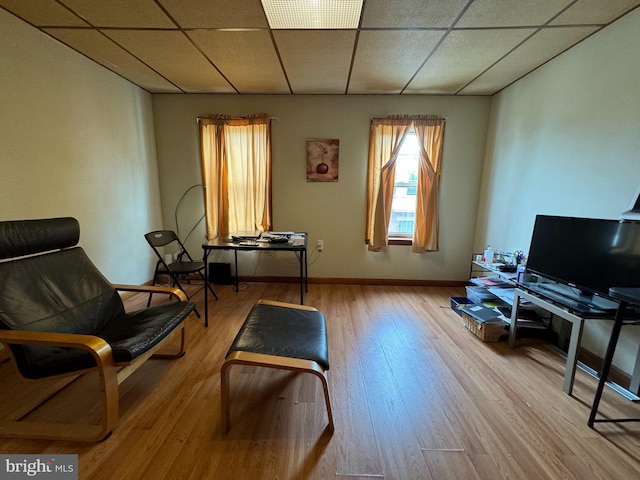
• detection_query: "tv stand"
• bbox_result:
[510,287,640,399]
[509,288,590,395]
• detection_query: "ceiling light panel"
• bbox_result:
[261,0,363,29]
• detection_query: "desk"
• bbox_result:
[202,234,308,327]
[588,287,640,428]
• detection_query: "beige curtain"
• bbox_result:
[413,117,445,252]
[365,117,411,251]
[366,115,445,253]
[199,114,272,239]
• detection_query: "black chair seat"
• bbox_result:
[227,302,329,370]
[160,261,205,275]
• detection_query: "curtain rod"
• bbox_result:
[197,115,278,121]
[370,115,446,120]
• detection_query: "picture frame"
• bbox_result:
[306,139,339,182]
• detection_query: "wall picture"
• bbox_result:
[306,139,339,182]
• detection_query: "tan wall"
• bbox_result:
[0,9,162,284]
[478,9,640,374]
[152,94,491,282]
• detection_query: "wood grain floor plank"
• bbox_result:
[1,283,639,479]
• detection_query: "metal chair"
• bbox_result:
[145,230,218,317]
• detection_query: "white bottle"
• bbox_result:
[483,245,494,264]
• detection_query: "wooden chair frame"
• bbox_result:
[0,284,190,442]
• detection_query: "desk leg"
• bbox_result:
[508,290,521,348]
[304,248,308,293]
[563,316,584,395]
[298,249,304,304]
[233,250,239,292]
[588,302,627,427]
[203,249,210,328]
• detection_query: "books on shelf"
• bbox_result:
[469,276,513,288]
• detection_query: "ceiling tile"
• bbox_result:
[0,0,88,26]
[349,30,445,94]
[102,30,235,93]
[273,30,356,94]
[188,30,290,93]
[456,0,572,27]
[60,0,175,28]
[43,28,181,92]
[405,28,535,94]
[160,0,268,28]
[361,0,469,28]
[550,0,640,25]
[460,26,599,95]
[2,0,636,95]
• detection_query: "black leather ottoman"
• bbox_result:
[220,299,333,433]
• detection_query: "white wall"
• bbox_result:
[152,94,491,283]
[478,9,640,374]
[0,9,162,284]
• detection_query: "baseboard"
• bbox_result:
[577,347,631,390]
[237,275,468,287]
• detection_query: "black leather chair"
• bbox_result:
[145,230,218,317]
[0,218,196,442]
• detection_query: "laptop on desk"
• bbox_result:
[231,231,262,242]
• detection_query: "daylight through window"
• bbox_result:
[389,130,419,236]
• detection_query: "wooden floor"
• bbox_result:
[1,283,640,479]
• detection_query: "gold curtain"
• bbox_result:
[365,117,411,251]
[365,115,445,253]
[413,117,445,252]
[199,114,272,239]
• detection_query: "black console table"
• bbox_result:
[202,234,308,327]
[588,287,640,428]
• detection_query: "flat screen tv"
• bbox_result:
[526,215,640,300]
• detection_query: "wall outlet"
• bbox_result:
[316,239,324,251]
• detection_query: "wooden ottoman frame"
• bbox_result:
[220,299,334,434]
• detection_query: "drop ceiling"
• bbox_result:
[1,0,638,95]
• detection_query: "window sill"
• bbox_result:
[388,237,412,246]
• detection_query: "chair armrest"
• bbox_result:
[0,330,115,367]
[112,284,187,302]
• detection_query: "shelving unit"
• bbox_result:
[467,255,549,332]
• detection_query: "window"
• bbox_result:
[389,131,419,237]
[199,115,272,239]
[365,115,445,253]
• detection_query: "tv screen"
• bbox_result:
[526,215,640,299]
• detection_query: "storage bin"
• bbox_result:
[465,285,496,304]
[449,296,475,317]
[458,303,507,342]
[461,313,506,341]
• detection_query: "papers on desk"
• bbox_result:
[291,234,305,245]
[255,232,306,245]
